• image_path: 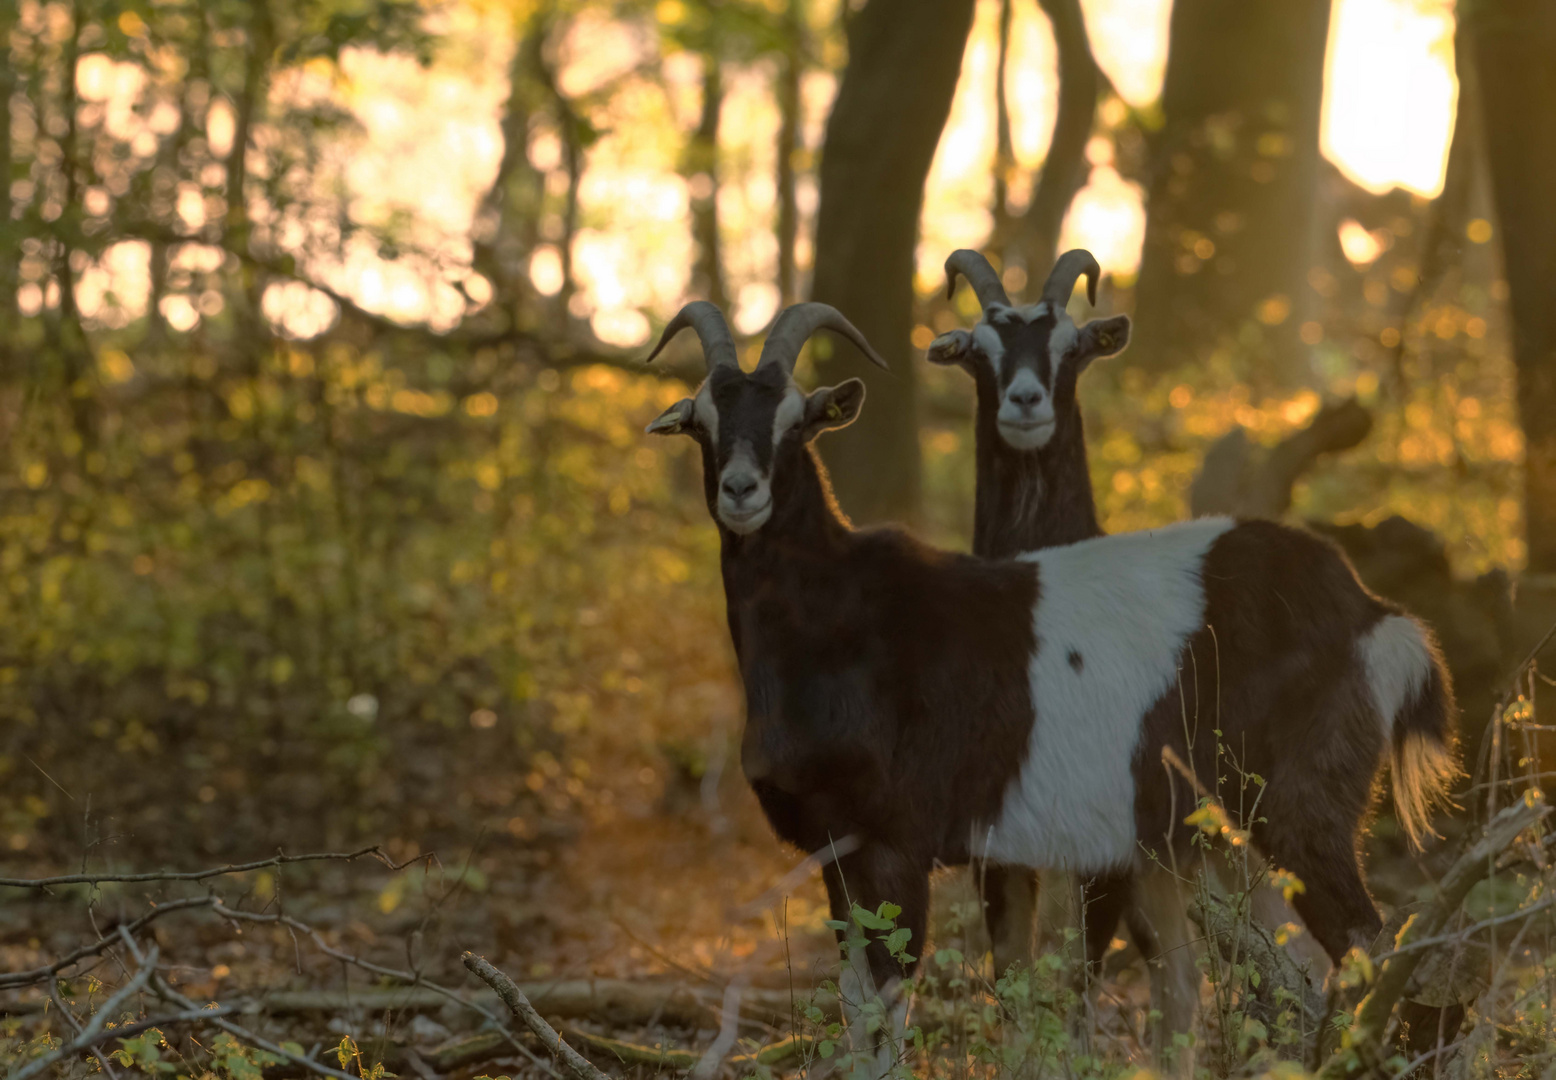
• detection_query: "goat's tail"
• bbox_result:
[1359,614,1460,850]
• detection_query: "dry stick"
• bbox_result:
[1370,894,1556,964]
[205,903,563,1079]
[464,952,611,1080]
[108,926,358,1080]
[0,845,431,889]
[1320,796,1550,1079]
[47,977,122,1080]
[6,946,158,1080]
[0,896,216,989]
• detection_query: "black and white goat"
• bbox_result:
[929,248,1125,981]
[645,300,1458,1074]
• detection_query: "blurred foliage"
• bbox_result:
[0,0,1532,868]
[0,0,731,859]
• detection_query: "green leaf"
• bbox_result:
[850,903,893,931]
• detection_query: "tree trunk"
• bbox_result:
[991,0,1015,248]
[809,0,976,525]
[474,12,548,311]
[775,0,804,305]
[1013,0,1097,278]
[690,53,727,312]
[1130,0,1331,385]
[1472,0,1556,573]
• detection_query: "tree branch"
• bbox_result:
[463,952,611,1080]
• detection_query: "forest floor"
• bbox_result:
[0,716,1456,1079]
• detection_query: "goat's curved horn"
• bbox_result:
[644,301,739,372]
[1041,249,1101,308]
[944,249,1011,309]
[756,302,889,374]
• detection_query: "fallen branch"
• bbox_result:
[464,952,610,1080]
[108,928,358,1080]
[0,846,429,890]
[1321,795,1549,1077]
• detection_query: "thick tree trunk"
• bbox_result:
[1472,0,1556,573]
[775,0,804,305]
[1014,0,1097,278]
[809,0,976,525]
[690,53,727,312]
[1130,0,1331,385]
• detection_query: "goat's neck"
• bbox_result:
[971,381,1102,558]
[716,444,853,637]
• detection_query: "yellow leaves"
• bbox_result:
[465,391,499,417]
[1255,294,1291,326]
[99,349,135,384]
[1184,800,1250,847]
[1336,945,1375,989]
[1273,921,1304,947]
[216,478,272,515]
[1268,868,1306,903]
[23,462,48,489]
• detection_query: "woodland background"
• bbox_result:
[3,0,1556,1076]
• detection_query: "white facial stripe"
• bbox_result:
[693,384,719,444]
[772,387,804,448]
[983,517,1236,872]
[1048,315,1078,373]
[972,323,1005,377]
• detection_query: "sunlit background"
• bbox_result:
[71,0,1458,344]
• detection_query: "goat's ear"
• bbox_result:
[645,397,695,436]
[1073,314,1131,371]
[802,379,866,439]
[924,328,979,369]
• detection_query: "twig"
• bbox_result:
[463,952,611,1080]
[1371,895,1556,964]
[111,926,358,1080]
[6,946,158,1080]
[205,903,563,1079]
[46,977,121,1080]
[0,897,216,989]
[0,845,429,889]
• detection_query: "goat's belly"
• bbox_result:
[979,752,1139,872]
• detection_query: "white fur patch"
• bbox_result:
[772,387,804,448]
[982,517,1236,872]
[1358,614,1433,735]
[1048,316,1078,372]
[972,323,1005,377]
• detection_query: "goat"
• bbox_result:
[644,300,1458,1075]
[928,248,1127,982]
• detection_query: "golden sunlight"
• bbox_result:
[1321,0,1457,196]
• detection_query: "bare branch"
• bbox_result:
[0,845,427,889]
[0,898,216,989]
[463,952,611,1080]
[7,946,158,1080]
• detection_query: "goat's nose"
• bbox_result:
[721,474,758,501]
[1007,384,1045,409]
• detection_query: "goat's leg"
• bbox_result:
[978,864,1040,977]
[1252,830,1382,964]
[1131,867,1199,1077]
[823,847,928,1080]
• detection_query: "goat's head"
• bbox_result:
[929,249,1131,451]
[643,301,887,535]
